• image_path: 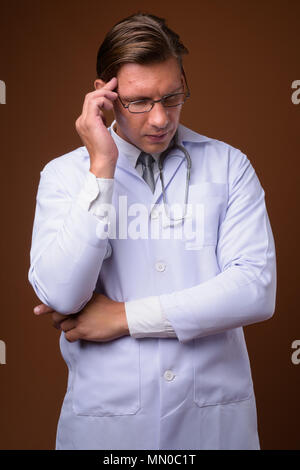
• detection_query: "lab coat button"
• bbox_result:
[155,262,166,272]
[164,370,175,381]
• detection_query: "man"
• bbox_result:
[29,13,277,450]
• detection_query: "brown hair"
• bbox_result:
[96,13,189,82]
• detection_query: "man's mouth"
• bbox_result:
[145,131,169,142]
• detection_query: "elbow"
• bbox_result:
[28,268,88,315]
[45,299,82,315]
[258,300,276,322]
[39,288,88,315]
[36,291,85,315]
[254,273,277,323]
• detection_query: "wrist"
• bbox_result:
[90,159,116,178]
[90,166,115,178]
[119,303,130,336]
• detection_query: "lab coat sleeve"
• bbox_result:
[28,163,113,314]
[158,152,277,343]
[125,295,177,338]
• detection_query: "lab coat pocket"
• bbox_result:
[71,336,141,416]
[193,329,253,407]
[184,182,228,250]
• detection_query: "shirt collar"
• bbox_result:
[110,121,142,169]
[110,120,167,169]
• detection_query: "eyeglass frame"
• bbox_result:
[117,67,191,114]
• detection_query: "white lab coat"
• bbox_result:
[28,123,276,450]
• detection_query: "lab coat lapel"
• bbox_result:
[115,152,155,204]
[116,152,140,181]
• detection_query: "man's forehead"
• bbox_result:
[117,59,182,93]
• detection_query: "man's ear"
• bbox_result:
[94,78,106,90]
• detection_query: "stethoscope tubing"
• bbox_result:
[158,133,192,223]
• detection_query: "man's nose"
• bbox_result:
[148,102,169,129]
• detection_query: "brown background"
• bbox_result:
[0,0,299,450]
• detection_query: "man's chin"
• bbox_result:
[142,133,175,155]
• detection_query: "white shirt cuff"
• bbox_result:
[125,296,177,338]
[76,171,114,219]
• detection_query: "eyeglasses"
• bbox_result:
[117,68,190,114]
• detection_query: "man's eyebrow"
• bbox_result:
[121,85,183,102]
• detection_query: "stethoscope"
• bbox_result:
[157,131,192,223]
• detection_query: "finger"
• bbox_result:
[33,304,54,315]
[60,318,78,332]
[52,312,75,330]
[52,312,68,323]
[82,95,116,123]
[65,328,81,343]
[92,96,116,112]
[92,87,118,98]
[93,76,117,92]
[101,76,118,91]
[86,90,118,105]
[52,312,77,322]
[76,109,106,133]
[81,88,118,114]
[81,86,118,119]
[51,312,66,329]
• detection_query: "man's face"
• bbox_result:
[112,57,185,154]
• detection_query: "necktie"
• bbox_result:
[136,152,155,193]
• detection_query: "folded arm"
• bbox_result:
[126,153,277,342]
[33,153,276,344]
[29,163,114,314]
